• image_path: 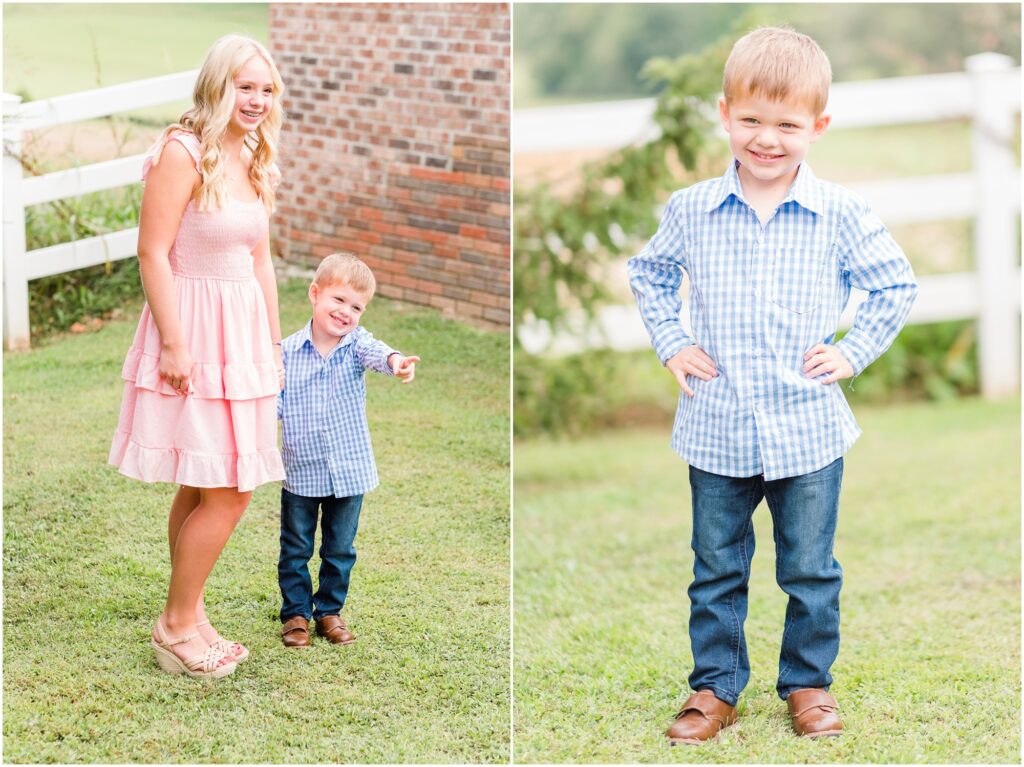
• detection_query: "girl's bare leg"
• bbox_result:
[168,485,201,557]
[167,486,225,645]
[157,486,251,662]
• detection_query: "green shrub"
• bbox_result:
[840,320,979,404]
[514,352,620,437]
[25,185,144,340]
[513,20,739,331]
[28,259,143,339]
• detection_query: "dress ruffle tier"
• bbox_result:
[109,276,284,492]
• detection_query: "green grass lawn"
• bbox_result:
[513,397,1020,763]
[3,3,268,98]
[3,3,268,125]
[3,277,510,763]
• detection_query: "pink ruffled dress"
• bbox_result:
[109,130,285,492]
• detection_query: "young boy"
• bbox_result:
[276,253,419,648]
[627,27,917,743]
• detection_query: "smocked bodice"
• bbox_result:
[140,129,272,280]
[170,196,269,280]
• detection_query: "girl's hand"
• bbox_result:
[273,344,284,390]
[391,354,420,383]
[159,343,194,396]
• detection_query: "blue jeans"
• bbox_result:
[278,488,363,622]
[687,458,843,705]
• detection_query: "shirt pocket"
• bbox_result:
[330,358,363,401]
[768,246,827,315]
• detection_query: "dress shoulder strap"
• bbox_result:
[141,129,202,182]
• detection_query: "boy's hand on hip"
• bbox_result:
[391,354,420,383]
[666,345,718,397]
[803,344,854,384]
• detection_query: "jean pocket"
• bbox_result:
[769,247,826,314]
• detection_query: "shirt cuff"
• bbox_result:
[653,323,694,365]
[836,335,873,377]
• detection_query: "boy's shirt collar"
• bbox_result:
[705,159,825,216]
[296,318,358,358]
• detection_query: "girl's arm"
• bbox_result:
[252,234,283,387]
[137,140,199,394]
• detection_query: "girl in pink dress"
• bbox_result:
[109,35,286,678]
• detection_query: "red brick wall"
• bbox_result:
[268,3,510,327]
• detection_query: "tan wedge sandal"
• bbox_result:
[150,618,237,679]
[197,619,249,663]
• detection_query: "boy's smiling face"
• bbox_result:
[719,93,830,195]
[309,278,373,343]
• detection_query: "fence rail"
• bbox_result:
[513,60,1022,150]
[3,70,198,350]
[515,54,1022,398]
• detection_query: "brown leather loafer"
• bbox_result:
[315,614,356,645]
[281,615,311,648]
[666,690,738,745]
[787,688,843,737]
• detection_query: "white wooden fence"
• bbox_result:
[2,70,198,351]
[515,54,1021,398]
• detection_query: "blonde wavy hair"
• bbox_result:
[723,27,832,116]
[153,35,284,212]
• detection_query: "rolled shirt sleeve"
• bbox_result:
[352,327,399,376]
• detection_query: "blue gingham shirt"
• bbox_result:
[278,321,398,498]
[628,161,918,480]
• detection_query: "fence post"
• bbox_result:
[3,93,30,351]
[966,53,1019,398]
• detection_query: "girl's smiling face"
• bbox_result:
[719,93,830,194]
[229,55,275,135]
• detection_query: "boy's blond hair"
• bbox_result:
[723,27,832,116]
[313,252,377,296]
